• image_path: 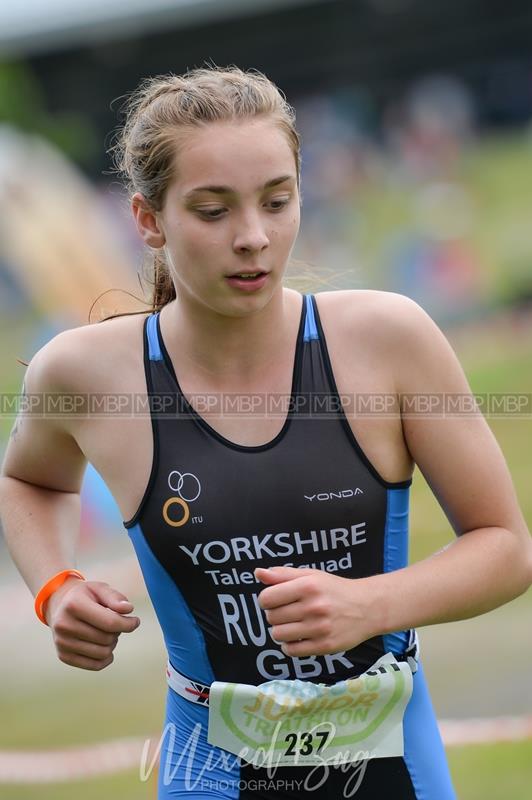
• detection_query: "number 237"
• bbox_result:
[284,730,330,757]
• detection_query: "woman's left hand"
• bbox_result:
[255,566,378,657]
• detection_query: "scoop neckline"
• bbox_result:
[155,294,307,452]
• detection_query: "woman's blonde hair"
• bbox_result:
[104,65,301,317]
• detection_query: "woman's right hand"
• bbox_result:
[44,579,141,671]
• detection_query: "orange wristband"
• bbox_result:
[34,569,86,626]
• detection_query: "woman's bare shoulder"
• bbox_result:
[315,289,431,334]
[316,288,419,311]
[25,312,149,395]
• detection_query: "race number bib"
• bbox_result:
[207,653,413,767]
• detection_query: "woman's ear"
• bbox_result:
[131,192,166,248]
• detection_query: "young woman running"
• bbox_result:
[1,66,531,799]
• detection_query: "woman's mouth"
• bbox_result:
[225,272,269,291]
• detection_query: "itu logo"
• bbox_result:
[162,470,202,527]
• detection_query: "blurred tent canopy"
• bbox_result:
[0,61,142,325]
[0,0,333,57]
[0,126,140,324]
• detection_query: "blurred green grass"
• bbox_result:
[448,740,532,800]
[3,741,532,799]
[0,311,36,442]
[3,771,156,800]
[0,669,165,749]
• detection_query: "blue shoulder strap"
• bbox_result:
[146,313,163,361]
[303,294,319,342]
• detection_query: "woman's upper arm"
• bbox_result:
[1,333,87,492]
[390,295,529,541]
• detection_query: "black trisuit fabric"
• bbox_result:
[123,293,457,799]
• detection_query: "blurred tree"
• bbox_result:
[0,61,98,167]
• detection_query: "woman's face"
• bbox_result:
[155,118,300,316]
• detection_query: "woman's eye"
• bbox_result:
[196,196,290,220]
[268,199,290,211]
[198,208,226,219]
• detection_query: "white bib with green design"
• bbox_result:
[207,652,413,767]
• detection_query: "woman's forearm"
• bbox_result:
[1,474,140,667]
[367,526,532,637]
[0,475,82,596]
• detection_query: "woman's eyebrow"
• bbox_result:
[184,175,295,198]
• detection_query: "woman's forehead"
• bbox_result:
[172,119,296,193]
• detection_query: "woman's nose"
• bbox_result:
[232,213,270,253]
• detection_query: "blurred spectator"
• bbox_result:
[384,75,476,181]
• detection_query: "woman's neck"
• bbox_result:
[159,287,302,384]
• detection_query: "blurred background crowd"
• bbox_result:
[2,0,532,326]
[1,2,531,798]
